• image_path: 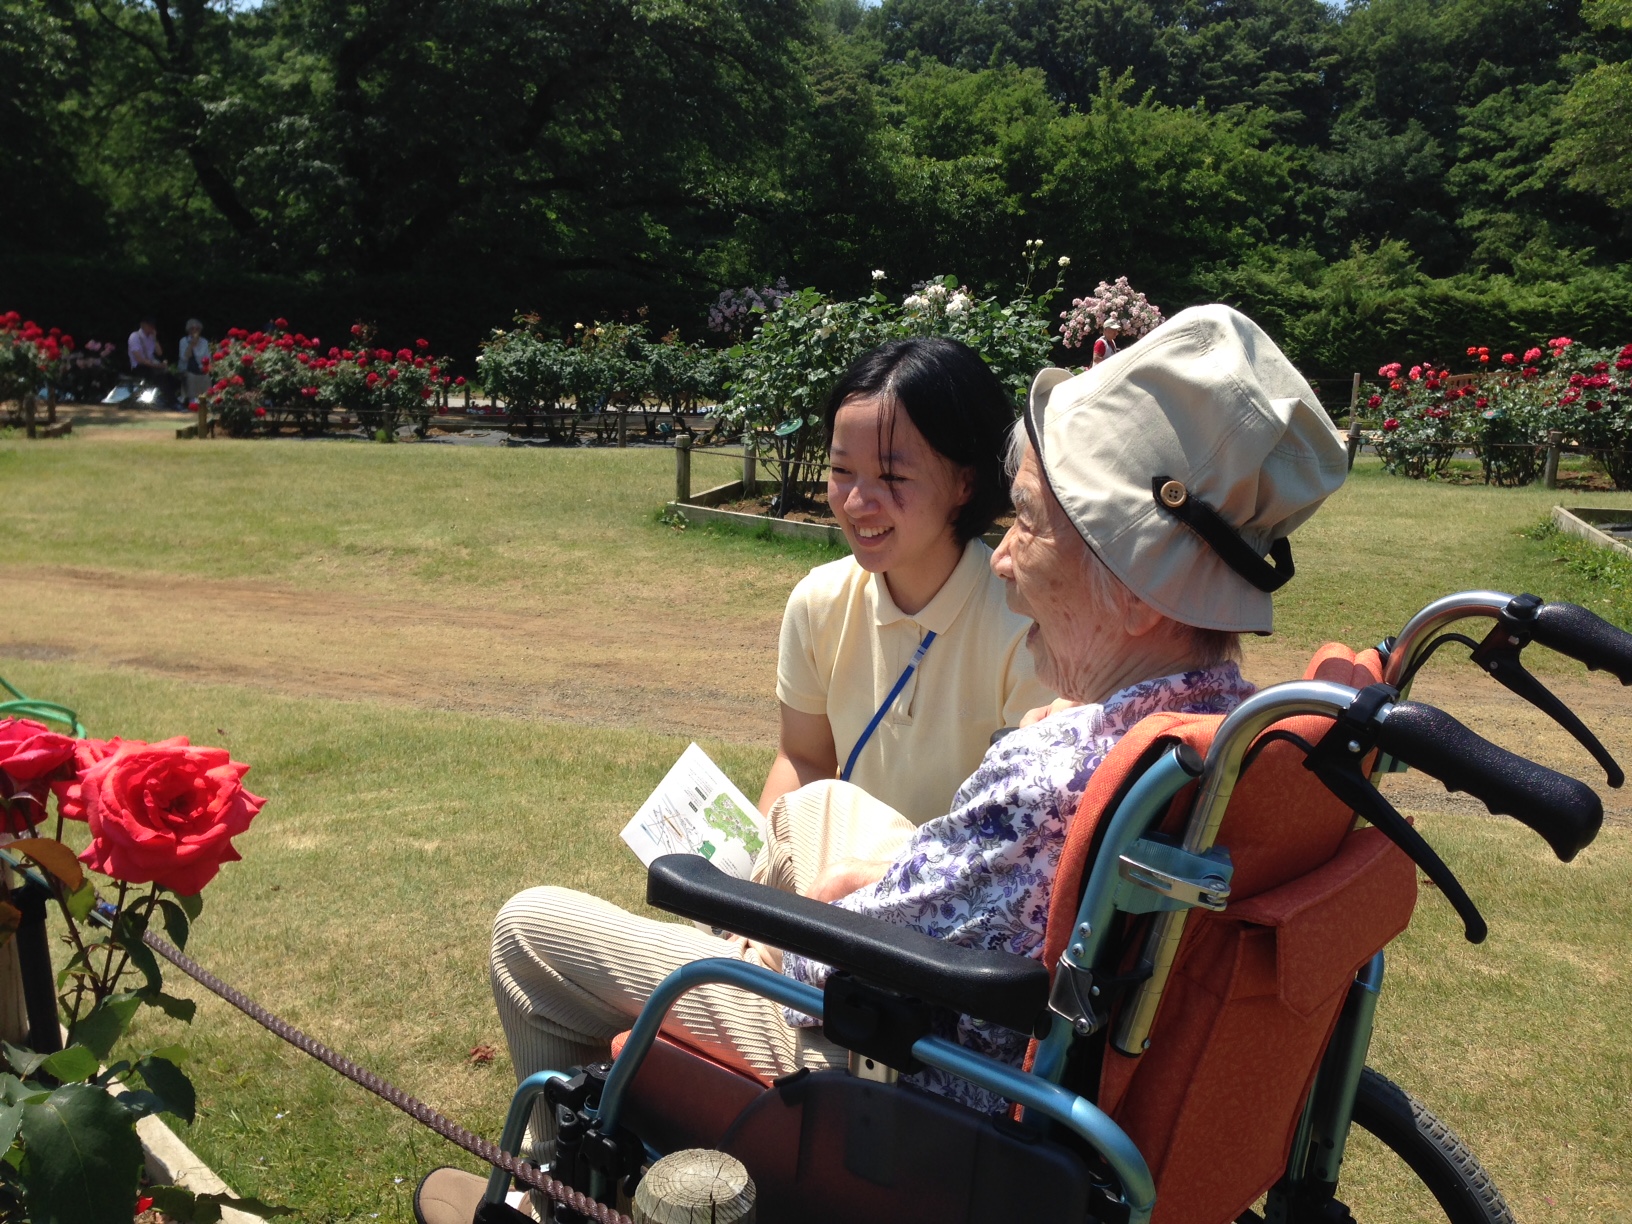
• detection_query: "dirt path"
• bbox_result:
[4,563,1630,823]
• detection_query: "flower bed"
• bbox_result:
[1,312,116,418]
[1362,336,1632,487]
[201,319,454,440]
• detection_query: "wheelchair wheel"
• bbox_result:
[1240,1067,1514,1224]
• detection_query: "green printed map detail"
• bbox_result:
[703,794,763,856]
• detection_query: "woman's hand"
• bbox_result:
[805,857,892,903]
[1018,696,1082,727]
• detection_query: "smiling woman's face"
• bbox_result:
[827,393,971,577]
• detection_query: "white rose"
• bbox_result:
[1058,256,1071,268]
[871,269,886,281]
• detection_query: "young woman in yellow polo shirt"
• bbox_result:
[757,338,1053,830]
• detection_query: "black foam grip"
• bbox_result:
[646,854,1049,1034]
[1376,702,1603,861]
[1531,602,1632,685]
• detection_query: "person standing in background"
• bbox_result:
[1091,318,1121,366]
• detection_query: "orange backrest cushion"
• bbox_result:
[1031,644,1414,1224]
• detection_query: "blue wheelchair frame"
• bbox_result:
[486,721,1391,1223]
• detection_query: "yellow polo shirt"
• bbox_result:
[776,539,1054,825]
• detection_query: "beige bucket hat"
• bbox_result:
[1025,304,1346,634]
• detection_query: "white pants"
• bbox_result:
[490,779,916,1157]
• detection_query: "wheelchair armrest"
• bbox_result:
[647,854,1049,1034]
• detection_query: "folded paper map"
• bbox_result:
[621,743,766,880]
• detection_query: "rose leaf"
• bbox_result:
[133,1056,195,1124]
[38,1046,99,1085]
[18,1082,145,1223]
[70,993,143,1061]
[9,838,85,893]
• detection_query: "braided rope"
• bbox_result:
[141,930,634,1224]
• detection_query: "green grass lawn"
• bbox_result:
[2,434,1630,1222]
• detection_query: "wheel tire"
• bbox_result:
[1347,1066,1514,1224]
[1236,1068,1514,1224]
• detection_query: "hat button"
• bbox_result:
[1159,480,1189,508]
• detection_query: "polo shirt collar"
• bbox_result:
[870,538,989,633]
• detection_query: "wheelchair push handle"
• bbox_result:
[1375,700,1603,862]
[1528,600,1632,685]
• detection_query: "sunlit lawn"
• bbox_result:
[2,433,1630,1221]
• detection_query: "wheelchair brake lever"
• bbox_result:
[1305,699,1489,944]
[1470,625,1625,789]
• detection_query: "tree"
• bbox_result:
[1554,0,1632,210]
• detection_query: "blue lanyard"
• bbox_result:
[840,630,937,783]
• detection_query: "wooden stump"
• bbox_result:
[632,1150,755,1224]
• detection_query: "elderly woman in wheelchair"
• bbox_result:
[419,305,1609,1223]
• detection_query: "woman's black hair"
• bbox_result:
[821,338,1013,543]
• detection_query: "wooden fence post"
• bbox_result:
[742,432,757,494]
[633,1150,756,1224]
[1345,373,1363,470]
[23,393,36,440]
[1544,430,1563,490]
[464,381,472,411]
[675,433,692,503]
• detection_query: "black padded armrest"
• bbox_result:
[647,854,1049,1034]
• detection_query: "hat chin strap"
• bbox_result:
[1150,477,1295,593]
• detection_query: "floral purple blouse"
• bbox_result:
[783,662,1254,1114]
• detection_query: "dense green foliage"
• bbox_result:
[2,0,1630,375]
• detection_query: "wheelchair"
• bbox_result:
[424,589,1628,1224]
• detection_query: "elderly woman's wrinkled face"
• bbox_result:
[993,441,1173,702]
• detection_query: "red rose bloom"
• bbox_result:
[0,717,77,782]
[53,737,185,822]
[76,741,265,894]
[1367,394,1382,409]
[1524,347,1542,363]
[254,407,268,417]
[454,376,466,386]
[274,317,289,329]
[415,338,429,349]
[1382,418,1400,431]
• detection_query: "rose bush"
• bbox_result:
[1058,275,1164,348]
[0,681,280,1223]
[1358,334,1632,485]
[202,320,453,440]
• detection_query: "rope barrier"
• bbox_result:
[140,929,635,1224]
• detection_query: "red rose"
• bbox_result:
[1617,358,1632,371]
[0,718,78,833]
[415,338,429,349]
[1524,347,1542,363]
[1367,394,1382,409]
[1476,397,1488,409]
[1382,418,1400,431]
[77,741,265,894]
[53,737,184,822]
[0,718,78,782]
[274,317,289,329]
[454,376,466,386]
[1465,346,1477,357]
[1479,353,1489,364]
[351,324,363,336]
